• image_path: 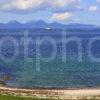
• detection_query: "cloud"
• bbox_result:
[51,12,73,22]
[96,0,100,2]
[0,0,81,13]
[89,5,98,12]
[0,0,46,13]
[50,0,81,12]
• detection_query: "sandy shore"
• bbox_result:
[0,87,100,99]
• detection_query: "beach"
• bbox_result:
[0,87,100,100]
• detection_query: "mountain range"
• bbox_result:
[0,20,99,29]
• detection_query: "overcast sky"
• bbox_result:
[0,0,100,25]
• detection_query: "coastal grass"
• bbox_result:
[0,95,54,100]
[0,95,99,100]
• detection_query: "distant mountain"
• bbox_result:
[25,20,47,28]
[65,23,99,29]
[0,20,99,29]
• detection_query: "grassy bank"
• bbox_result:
[0,95,99,100]
[0,95,53,100]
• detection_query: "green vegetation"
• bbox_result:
[0,95,99,100]
[0,95,53,100]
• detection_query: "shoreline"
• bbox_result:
[0,86,100,99]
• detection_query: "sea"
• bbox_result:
[0,28,100,89]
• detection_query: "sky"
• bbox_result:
[0,0,100,25]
